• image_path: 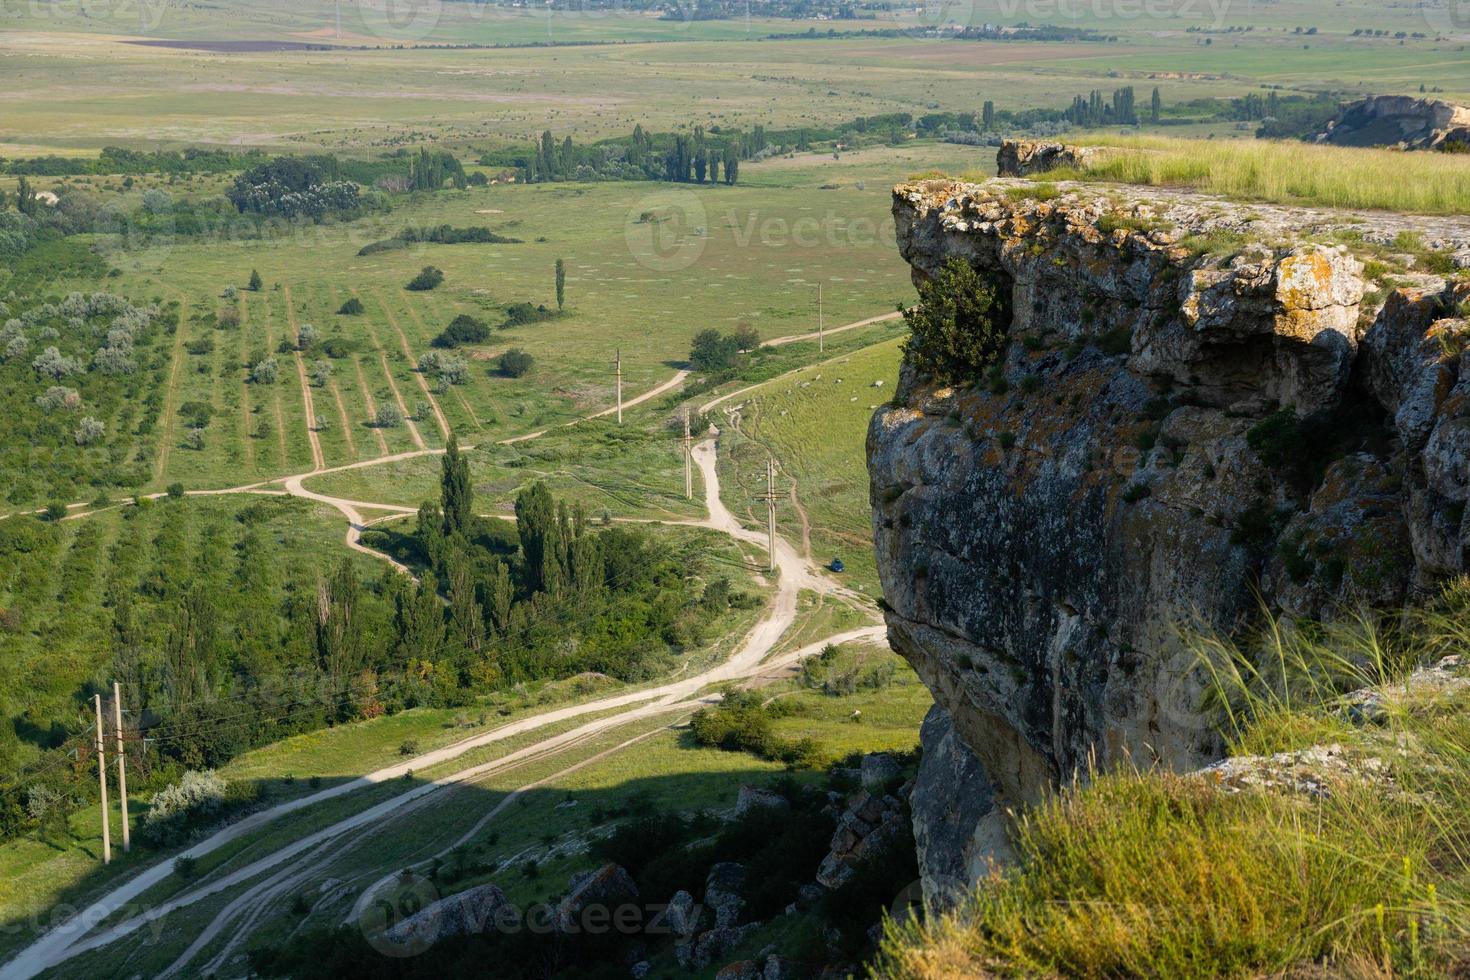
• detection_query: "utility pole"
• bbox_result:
[614,349,623,425]
[682,410,693,500]
[757,458,778,573]
[817,283,824,354]
[94,694,110,865]
[113,682,130,853]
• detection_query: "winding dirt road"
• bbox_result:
[1,433,882,980]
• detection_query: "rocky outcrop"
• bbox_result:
[382,882,509,948]
[872,177,1470,899]
[1317,95,1470,151]
[995,138,1101,177]
[556,863,639,932]
[815,787,907,890]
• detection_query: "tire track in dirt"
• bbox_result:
[152,288,192,485]
[351,356,391,455]
[387,292,456,439]
[256,290,291,467]
[281,285,326,471]
[353,288,426,451]
[237,293,256,472]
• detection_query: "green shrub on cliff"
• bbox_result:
[900,256,1007,385]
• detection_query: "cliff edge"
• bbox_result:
[870,178,1470,904]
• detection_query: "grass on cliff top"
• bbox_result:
[1000,135,1470,216]
[874,580,1470,979]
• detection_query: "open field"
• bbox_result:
[85,144,954,499]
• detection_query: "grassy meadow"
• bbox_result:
[83,143,965,498]
[1008,134,1470,214]
[716,338,905,596]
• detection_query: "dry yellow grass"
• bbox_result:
[982,135,1470,215]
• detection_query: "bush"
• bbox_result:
[406,266,444,291]
[901,256,1008,384]
[376,404,403,428]
[250,357,278,384]
[501,301,555,328]
[142,769,228,846]
[337,297,364,315]
[432,314,489,348]
[689,329,741,373]
[499,348,535,378]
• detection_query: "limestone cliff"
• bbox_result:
[1317,94,1470,151]
[870,178,1470,902]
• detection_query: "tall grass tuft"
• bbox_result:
[1016,136,1470,216]
[874,580,1470,979]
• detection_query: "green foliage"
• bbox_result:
[500,301,556,328]
[689,328,742,373]
[689,689,827,768]
[431,314,489,349]
[498,348,535,378]
[336,297,364,316]
[901,257,1007,385]
[405,266,444,292]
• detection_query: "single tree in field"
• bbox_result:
[1151,86,1162,124]
[982,100,996,131]
[248,269,263,292]
[554,258,566,311]
[689,329,739,372]
[722,144,739,186]
[440,435,472,538]
[732,322,760,352]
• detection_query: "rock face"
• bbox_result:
[995,139,1100,177]
[815,787,907,890]
[382,883,509,948]
[1317,95,1470,151]
[873,178,1470,899]
[556,863,639,932]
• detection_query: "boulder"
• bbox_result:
[556,863,639,933]
[382,883,509,949]
[735,784,791,817]
[996,139,1101,177]
[859,752,901,791]
[705,862,747,929]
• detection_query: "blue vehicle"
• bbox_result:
[829,557,845,573]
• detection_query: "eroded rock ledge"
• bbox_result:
[871,178,1470,902]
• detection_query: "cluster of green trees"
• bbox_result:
[0,441,749,846]
[1065,87,1140,127]
[226,157,363,221]
[405,148,468,192]
[1,146,267,177]
[688,324,760,373]
[518,125,740,185]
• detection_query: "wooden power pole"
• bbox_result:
[113,682,130,853]
[94,694,110,865]
[614,349,623,425]
[817,283,824,353]
[758,458,779,572]
[682,410,693,500]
